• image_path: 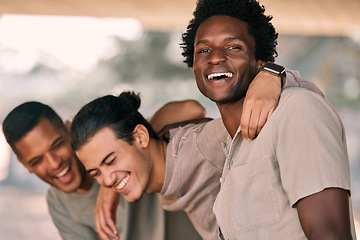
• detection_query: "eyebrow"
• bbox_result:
[86,152,115,173]
[194,37,243,47]
[27,136,63,166]
[194,39,208,47]
[225,37,242,42]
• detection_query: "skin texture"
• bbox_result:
[94,186,120,239]
[193,15,352,239]
[10,99,207,240]
[12,117,119,240]
[93,99,206,240]
[296,188,352,239]
[91,40,283,238]
[193,15,264,137]
[149,99,207,133]
[76,125,166,202]
[14,118,92,193]
[193,16,259,104]
[241,70,281,139]
[77,125,167,240]
[5,98,208,240]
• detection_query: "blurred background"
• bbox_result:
[0,0,359,239]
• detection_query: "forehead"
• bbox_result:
[14,118,65,159]
[27,118,64,140]
[76,127,120,166]
[196,15,252,41]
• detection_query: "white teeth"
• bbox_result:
[207,72,233,80]
[56,165,70,178]
[115,174,130,191]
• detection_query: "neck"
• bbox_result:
[216,98,244,138]
[146,138,167,194]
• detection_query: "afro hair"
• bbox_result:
[181,0,278,68]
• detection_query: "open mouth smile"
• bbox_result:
[207,72,233,80]
[55,164,70,178]
[53,163,74,184]
[115,173,130,192]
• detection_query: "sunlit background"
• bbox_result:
[0,0,360,238]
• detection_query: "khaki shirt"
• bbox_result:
[48,180,199,240]
[159,118,228,240]
[214,88,356,239]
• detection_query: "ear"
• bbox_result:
[17,156,33,173]
[133,124,150,149]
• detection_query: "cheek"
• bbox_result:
[192,55,202,73]
[56,146,72,158]
[32,165,47,177]
[193,67,203,85]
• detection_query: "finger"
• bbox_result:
[255,109,268,137]
[240,100,252,140]
[97,206,119,240]
[267,106,275,119]
[247,107,261,140]
[100,209,119,239]
[256,104,276,136]
[104,207,118,238]
[95,218,110,240]
[95,210,111,240]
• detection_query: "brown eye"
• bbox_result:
[227,45,242,50]
[199,48,210,53]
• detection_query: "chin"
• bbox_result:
[61,179,82,193]
[125,190,143,203]
[59,185,78,193]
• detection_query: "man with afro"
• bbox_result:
[182,0,355,239]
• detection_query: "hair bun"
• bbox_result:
[117,91,141,113]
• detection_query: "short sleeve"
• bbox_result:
[273,89,350,206]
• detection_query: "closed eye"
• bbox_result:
[91,170,100,177]
[51,137,65,150]
[52,140,64,150]
[29,157,42,167]
[106,158,115,166]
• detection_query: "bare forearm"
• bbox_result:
[149,100,206,132]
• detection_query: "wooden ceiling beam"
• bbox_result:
[0,0,359,35]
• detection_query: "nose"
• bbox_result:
[208,48,226,65]
[101,169,116,188]
[46,152,61,169]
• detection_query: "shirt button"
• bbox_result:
[220,177,223,183]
